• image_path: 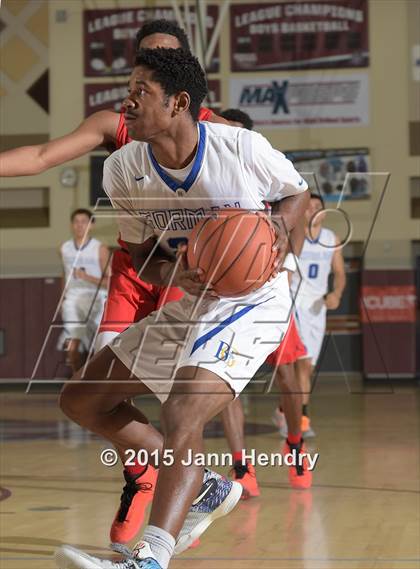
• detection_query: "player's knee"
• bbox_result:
[59,382,89,423]
[276,364,296,391]
[161,395,205,438]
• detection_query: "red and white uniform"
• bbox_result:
[96,108,306,366]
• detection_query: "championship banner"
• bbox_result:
[360,286,417,323]
[85,83,126,116]
[230,73,369,128]
[84,6,220,77]
[230,0,369,72]
[285,148,371,201]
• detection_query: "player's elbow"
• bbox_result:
[37,146,54,173]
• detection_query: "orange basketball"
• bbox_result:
[187,209,277,297]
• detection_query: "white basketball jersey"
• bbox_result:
[291,228,336,302]
[102,122,308,256]
[61,237,103,294]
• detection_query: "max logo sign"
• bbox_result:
[239,80,289,114]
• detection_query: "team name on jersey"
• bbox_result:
[137,203,242,232]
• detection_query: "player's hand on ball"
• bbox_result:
[325,292,340,310]
[173,244,218,298]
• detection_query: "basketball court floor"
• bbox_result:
[1,375,419,569]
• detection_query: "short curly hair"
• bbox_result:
[220,108,254,131]
[135,48,207,122]
[135,19,191,52]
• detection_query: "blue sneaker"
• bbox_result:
[174,469,242,554]
[55,543,161,569]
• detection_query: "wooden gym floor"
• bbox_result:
[0,376,419,569]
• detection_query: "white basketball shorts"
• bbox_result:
[59,290,106,350]
[294,296,327,365]
[108,271,292,403]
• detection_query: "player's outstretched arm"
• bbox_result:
[0,110,119,177]
[325,235,346,310]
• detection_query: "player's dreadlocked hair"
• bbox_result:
[220,108,254,131]
[135,48,208,122]
[135,19,191,53]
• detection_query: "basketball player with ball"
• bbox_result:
[55,48,309,569]
[0,20,263,545]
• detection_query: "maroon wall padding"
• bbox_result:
[0,279,25,378]
[0,277,63,380]
[361,270,417,377]
[23,277,63,379]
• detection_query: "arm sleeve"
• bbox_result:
[102,152,154,244]
[241,131,308,202]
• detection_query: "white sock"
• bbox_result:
[140,525,175,569]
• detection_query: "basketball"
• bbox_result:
[187,209,277,297]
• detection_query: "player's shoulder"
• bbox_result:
[61,239,72,249]
[104,140,147,176]
[204,122,264,143]
[204,122,274,158]
[204,121,242,140]
[106,140,144,163]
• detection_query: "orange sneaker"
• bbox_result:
[110,465,157,544]
[231,462,260,499]
[300,415,316,438]
[283,439,312,489]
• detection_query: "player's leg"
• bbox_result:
[268,318,300,438]
[145,366,241,562]
[276,363,302,436]
[63,338,82,373]
[60,294,86,373]
[94,252,161,544]
[220,398,260,498]
[58,353,242,569]
[297,308,327,437]
[265,318,312,488]
[57,364,242,569]
[294,308,317,437]
[59,346,164,455]
[295,356,313,430]
[56,273,292,569]
[276,363,312,489]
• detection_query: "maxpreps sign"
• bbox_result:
[230,73,369,128]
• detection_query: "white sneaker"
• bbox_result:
[174,469,242,554]
[54,543,162,569]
